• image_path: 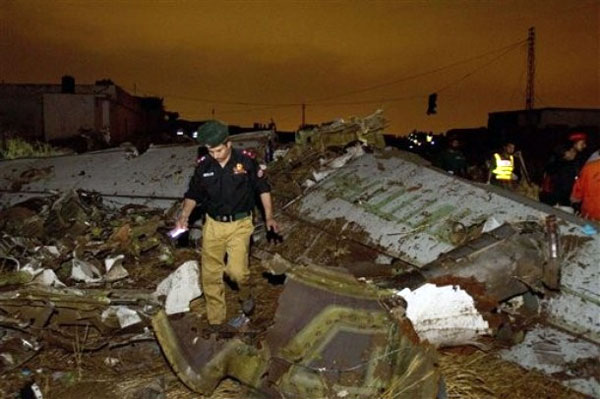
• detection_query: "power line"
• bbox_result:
[213,104,297,115]
[306,39,527,103]
[300,42,524,108]
[309,94,424,107]
[435,42,525,93]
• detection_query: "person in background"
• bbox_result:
[436,136,467,177]
[539,144,578,209]
[488,139,519,188]
[571,156,600,221]
[568,131,588,170]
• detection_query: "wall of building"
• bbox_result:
[108,87,164,143]
[108,87,141,143]
[1,83,164,145]
[42,94,96,141]
[0,85,60,139]
[489,108,600,132]
[539,109,600,129]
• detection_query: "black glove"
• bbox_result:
[266,227,284,244]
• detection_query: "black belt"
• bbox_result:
[208,211,251,222]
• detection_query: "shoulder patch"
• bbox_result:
[241,149,256,159]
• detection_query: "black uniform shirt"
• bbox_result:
[184,148,271,216]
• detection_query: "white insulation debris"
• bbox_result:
[397,283,490,347]
[154,260,202,315]
[102,306,142,329]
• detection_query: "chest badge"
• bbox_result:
[233,163,247,174]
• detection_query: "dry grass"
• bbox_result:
[0,136,64,160]
[439,350,585,399]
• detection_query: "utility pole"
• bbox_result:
[301,103,306,128]
[525,26,536,110]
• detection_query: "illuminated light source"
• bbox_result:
[192,131,198,139]
[176,130,184,136]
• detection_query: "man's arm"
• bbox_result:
[260,192,278,232]
[176,198,197,230]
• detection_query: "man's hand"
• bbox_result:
[266,219,283,244]
[265,217,279,233]
[176,198,196,230]
[176,214,189,230]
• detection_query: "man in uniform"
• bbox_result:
[488,139,519,188]
[176,120,278,329]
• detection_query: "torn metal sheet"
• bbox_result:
[310,143,366,184]
[152,264,442,398]
[289,151,599,339]
[0,137,269,209]
[296,109,387,150]
[419,222,548,301]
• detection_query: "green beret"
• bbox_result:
[197,120,229,147]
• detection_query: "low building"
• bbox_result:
[0,76,166,145]
[489,107,600,134]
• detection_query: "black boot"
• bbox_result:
[241,298,255,316]
[239,286,254,316]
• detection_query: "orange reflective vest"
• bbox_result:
[492,153,514,180]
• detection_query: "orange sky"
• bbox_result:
[2,0,599,133]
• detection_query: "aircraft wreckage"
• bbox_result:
[0,111,598,397]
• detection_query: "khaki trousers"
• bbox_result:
[201,215,254,325]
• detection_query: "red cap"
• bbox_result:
[568,132,587,142]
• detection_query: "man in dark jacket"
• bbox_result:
[176,121,278,328]
[436,136,467,177]
[539,144,578,207]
